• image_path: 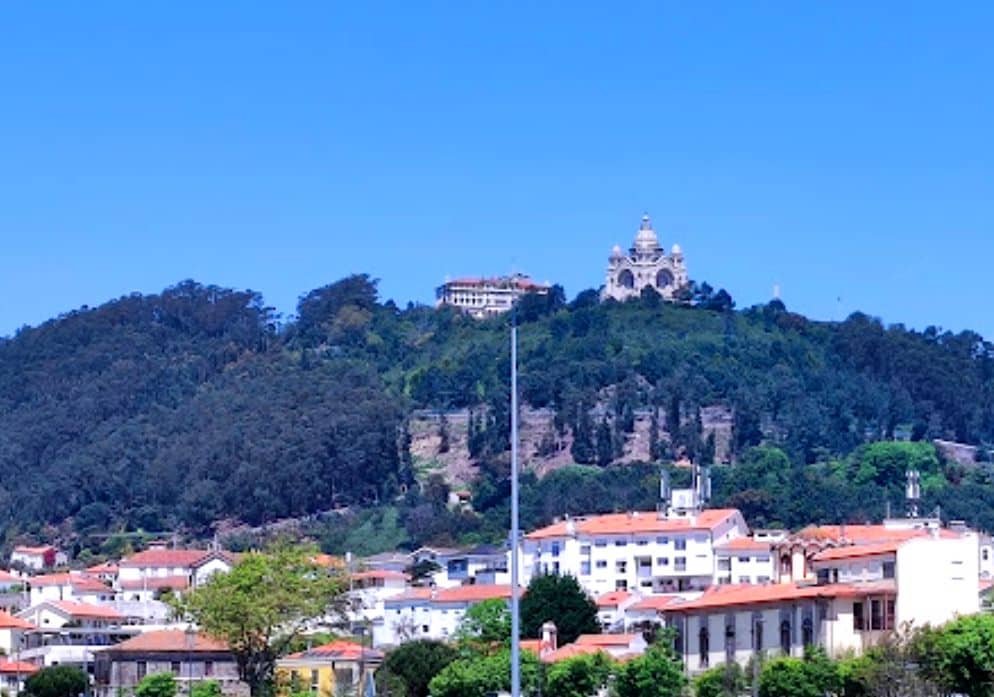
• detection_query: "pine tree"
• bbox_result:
[438,413,450,454]
[649,408,661,462]
[571,402,596,464]
[596,416,614,467]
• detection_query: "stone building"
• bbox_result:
[602,215,688,302]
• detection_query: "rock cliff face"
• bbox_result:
[408,403,734,488]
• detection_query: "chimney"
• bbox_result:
[565,517,576,536]
[541,621,558,658]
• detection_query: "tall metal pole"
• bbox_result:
[510,301,521,697]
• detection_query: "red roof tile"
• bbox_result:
[630,595,682,612]
[49,600,123,620]
[119,549,215,569]
[0,611,34,629]
[433,585,513,603]
[384,588,433,603]
[13,546,55,556]
[715,538,773,553]
[119,575,190,591]
[284,640,383,662]
[527,509,740,540]
[0,570,21,583]
[541,644,609,663]
[106,630,229,653]
[792,525,957,544]
[668,582,896,612]
[0,661,39,675]
[595,591,631,608]
[30,573,109,593]
[575,634,641,647]
[87,563,119,575]
[811,541,901,562]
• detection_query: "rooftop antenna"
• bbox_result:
[906,470,921,518]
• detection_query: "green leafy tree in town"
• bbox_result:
[23,667,88,697]
[693,662,747,697]
[544,651,614,697]
[759,648,839,697]
[172,542,347,697]
[913,613,994,697]
[520,574,600,646]
[454,597,512,651]
[190,681,223,697]
[613,640,687,697]
[376,639,459,697]
[135,673,177,697]
[427,649,542,697]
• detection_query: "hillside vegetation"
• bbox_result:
[3,275,994,552]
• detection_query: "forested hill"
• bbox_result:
[2,275,994,546]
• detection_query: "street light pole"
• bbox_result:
[510,296,521,697]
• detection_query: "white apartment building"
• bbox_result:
[28,573,115,607]
[373,585,511,648]
[116,548,235,593]
[426,545,509,588]
[713,538,775,585]
[17,601,142,668]
[435,274,549,319]
[668,530,980,674]
[521,508,748,596]
[347,570,408,632]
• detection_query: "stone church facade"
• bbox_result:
[601,214,688,302]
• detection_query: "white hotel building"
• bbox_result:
[435,274,549,319]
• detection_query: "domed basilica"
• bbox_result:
[601,214,689,302]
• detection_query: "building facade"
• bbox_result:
[602,215,688,302]
[435,274,549,319]
[276,641,382,697]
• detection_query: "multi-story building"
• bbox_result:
[713,538,776,586]
[373,585,512,648]
[17,601,142,668]
[435,274,549,319]
[117,547,236,593]
[602,215,689,302]
[27,573,115,606]
[276,640,382,697]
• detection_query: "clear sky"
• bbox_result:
[2,3,992,338]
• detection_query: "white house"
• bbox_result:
[713,538,775,585]
[428,545,509,588]
[521,508,748,596]
[594,591,639,632]
[10,547,65,572]
[27,573,115,607]
[347,570,409,633]
[373,585,512,648]
[116,548,236,594]
[668,530,980,674]
[17,601,141,667]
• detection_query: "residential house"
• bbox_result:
[0,660,39,696]
[594,591,639,632]
[359,552,410,574]
[0,611,35,656]
[93,629,244,697]
[27,573,114,606]
[347,571,408,634]
[17,601,141,668]
[10,547,65,572]
[428,545,509,588]
[276,641,383,697]
[373,585,513,647]
[117,548,236,594]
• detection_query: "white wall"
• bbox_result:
[896,534,979,628]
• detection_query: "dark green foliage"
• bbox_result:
[135,673,177,697]
[377,640,459,697]
[759,647,840,697]
[519,574,600,646]
[693,662,747,697]
[613,639,688,697]
[23,666,88,697]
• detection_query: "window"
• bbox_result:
[675,539,687,551]
[717,559,730,571]
[699,627,710,668]
[171,662,181,676]
[725,623,736,662]
[580,561,591,575]
[595,539,607,548]
[310,670,320,693]
[636,539,649,546]
[882,562,895,579]
[738,556,751,563]
[615,540,627,547]
[616,561,627,573]
[675,557,686,571]
[422,625,429,633]
[656,557,669,566]
[738,576,751,584]
[802,617,814,647]
[656,536,669,544]
[334,669,353,689]
[552,562,560,574]
[615,579,628,591]
[640,580,652,588]
[853,602,865,631]
[638,558,652,569]
[780,620,791,655]
[551,542,561,557]
[754,618,764,653]
[580,545,591,555]
[137,662,147,680]
[204,661,214,677]
[871,599,883,630]
[984,549,990,561]
[757,576,770,584]
[596,560,607,569]
[886,599,895,629]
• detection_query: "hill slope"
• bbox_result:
[2,275,994,545]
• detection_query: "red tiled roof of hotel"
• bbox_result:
[13,546,55,555]
[50,600,123,619]
[595,591,631,608]
[433,585,513,603]
[575,634,640,647]
[29,573,109,592]
[445,277,548,290]
[119,549,218,568]
[526,509,739,540]
[0,661,39,675]
[107,630,229,653]
[630,595,683,612]
[284,640,384,662]
[0,611,34,629]
[119,575,190,591]
[668,582,896,612]
[812,541,902,562]
[715,538,773,552]
[352,570,408,582]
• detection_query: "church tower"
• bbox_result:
[602,214,688,302]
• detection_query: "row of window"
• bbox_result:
[697,619,814,668]
[538,537,701,556]
[578,557,689,575]
[136,661,213,680]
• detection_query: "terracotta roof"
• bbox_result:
[575,634,640,647]
[104,630,229,653]
[526,509,740,540]
[312,554,346,569]
[352,570,408,582]
[630,595,683,612]
[0,661,39,675]
[433,585,513,603]
[119,575,190,591]
[541,643,608,663]
[791,525,957,544]
[13,546,55,556]
[595,591,631,608]
[0,570,21,583]
[0,611,35,629]
[119,549,218,569]
[811,541,901,562]
[667,582,896,612]
[283,640,383,662]
[49,600,123,620]
[29,573,109,592]
[715,538,773,553]
[384,588,433,603]
[87,563,119,575]
[444,277,548,291]
[520,639,543,654]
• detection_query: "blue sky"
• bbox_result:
[2,3,992,338]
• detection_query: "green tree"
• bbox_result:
[376,640,458,697]
[135,673,177,697]
[913,613,994,697]
[520,574,600,646]
[693,662,747,697]
[614,641,687,697]
[190,681,223,697]
[544,651,614,697]
[759,648,839,697]
[427,649,542,697]
[173,543,347,697]
[23,667,88,697]
[454,598,512,650]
